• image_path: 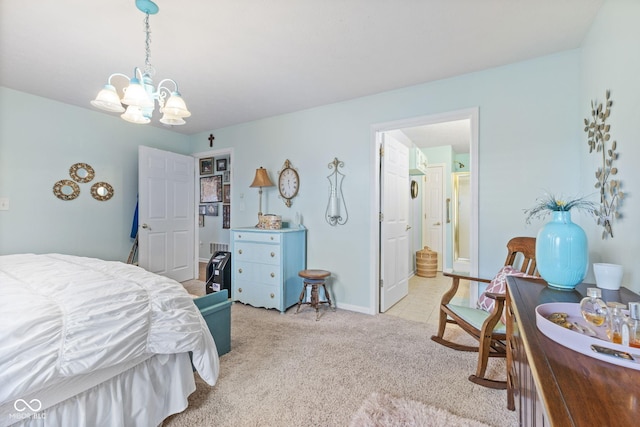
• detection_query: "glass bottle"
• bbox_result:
[606,302,627,344]
[627,302,640,349]
[580,287,608,327]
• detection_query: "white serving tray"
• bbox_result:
[536,302,640,371]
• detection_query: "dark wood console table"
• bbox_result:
[506,277,640,426]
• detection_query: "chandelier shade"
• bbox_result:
[90,1,190,126]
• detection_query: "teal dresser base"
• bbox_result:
[194,290,232,356]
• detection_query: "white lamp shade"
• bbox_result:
[121,79,154,108]
[121,105,151,124]
[161,92,191,118]
[159,113,186,125]
[91,85,125,113]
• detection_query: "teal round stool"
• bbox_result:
[295,269,332,320]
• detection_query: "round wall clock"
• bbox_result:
[278,159,299,207]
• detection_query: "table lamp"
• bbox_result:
[249,167,274,226]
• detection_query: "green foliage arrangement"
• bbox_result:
[524,193,597,225]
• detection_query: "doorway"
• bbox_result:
[370,108,479,314]
[192,147,233,280]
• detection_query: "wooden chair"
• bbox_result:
[430,237,537,390]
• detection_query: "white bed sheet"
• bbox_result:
[4,353,195,427]
[0,254,219,426]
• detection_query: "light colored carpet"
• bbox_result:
[164,294,518,427]
[349,392,491,427]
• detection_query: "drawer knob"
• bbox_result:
[270,236,274,240]
[270,272,275,278]
[238,288,242,293]
[238,234,242,239]
[238,249,243,254]
[270,252,275,257]
[238,268,243,274]
[270,293,275,298]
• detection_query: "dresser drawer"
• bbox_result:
[233,231,281,244]
[235,261,280,284]
[234,242,281,265]
[234,280,280,310]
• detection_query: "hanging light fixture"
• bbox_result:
[91,0,190,125]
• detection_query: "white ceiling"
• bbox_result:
[0,0,603,136]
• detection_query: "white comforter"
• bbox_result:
[0,253,219,407]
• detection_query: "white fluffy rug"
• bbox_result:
[350,393,491,427]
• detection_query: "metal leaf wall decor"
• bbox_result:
[584,90,624,239]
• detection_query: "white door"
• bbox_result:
[380,133,410,312]
[423,165,444,271]
[138,146,194,282]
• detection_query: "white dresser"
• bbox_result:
[231,227,307,312]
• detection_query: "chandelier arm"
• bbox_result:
[106,72,133,85]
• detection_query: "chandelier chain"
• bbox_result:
[143,12,153,75]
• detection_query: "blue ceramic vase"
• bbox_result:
[536,211,588,290]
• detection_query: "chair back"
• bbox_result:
[504,237,537,276]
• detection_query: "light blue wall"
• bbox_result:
[3,1,638,308]
[580,0,640,291]
[0,87,190,260]
[190,49,583,311]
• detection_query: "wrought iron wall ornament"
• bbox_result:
[584,90,624,239]
[325,157,348,226]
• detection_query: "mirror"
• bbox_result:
[69,163,95,183]
[452,172,471,271]
[91,182,114,201]
[53,179,80,201]
[410,180,418,199]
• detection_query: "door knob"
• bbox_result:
[406,225,412,231]
[141,223,150,229]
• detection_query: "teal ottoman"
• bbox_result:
[194,289,231,356]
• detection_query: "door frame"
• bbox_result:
[370,108,479,314]
[191,147,234,279]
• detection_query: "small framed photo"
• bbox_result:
[223,184,231,204]
[198,214,205,227]
[199,157,214,175]
[216,158,228,172]
[223,170,230,183]
[200,175,222,203]
[222,204,230,229]
[205,203,219,216]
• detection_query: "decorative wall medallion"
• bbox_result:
[69,163,95,183]
[91,182,114,201]
[53,179,80,201]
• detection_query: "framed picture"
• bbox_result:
[205,203,219,216]
[199,205,207,215]
[223,184,231,204]
[200,175,222,202]
[222,204,230,229]
[199,157,214,175]
[198,214,205,227]
[216,158,228,172]
[223,171,230,182]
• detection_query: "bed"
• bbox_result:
[0,253,220,427]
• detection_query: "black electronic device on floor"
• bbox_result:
[206,251,231,294]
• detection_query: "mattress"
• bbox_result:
[0,253,220,426]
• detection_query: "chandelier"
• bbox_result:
[91,0,191,125]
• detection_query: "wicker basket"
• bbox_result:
[416,247,437,278]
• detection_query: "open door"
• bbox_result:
[380,133,410,312]
[138,145,195,282]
